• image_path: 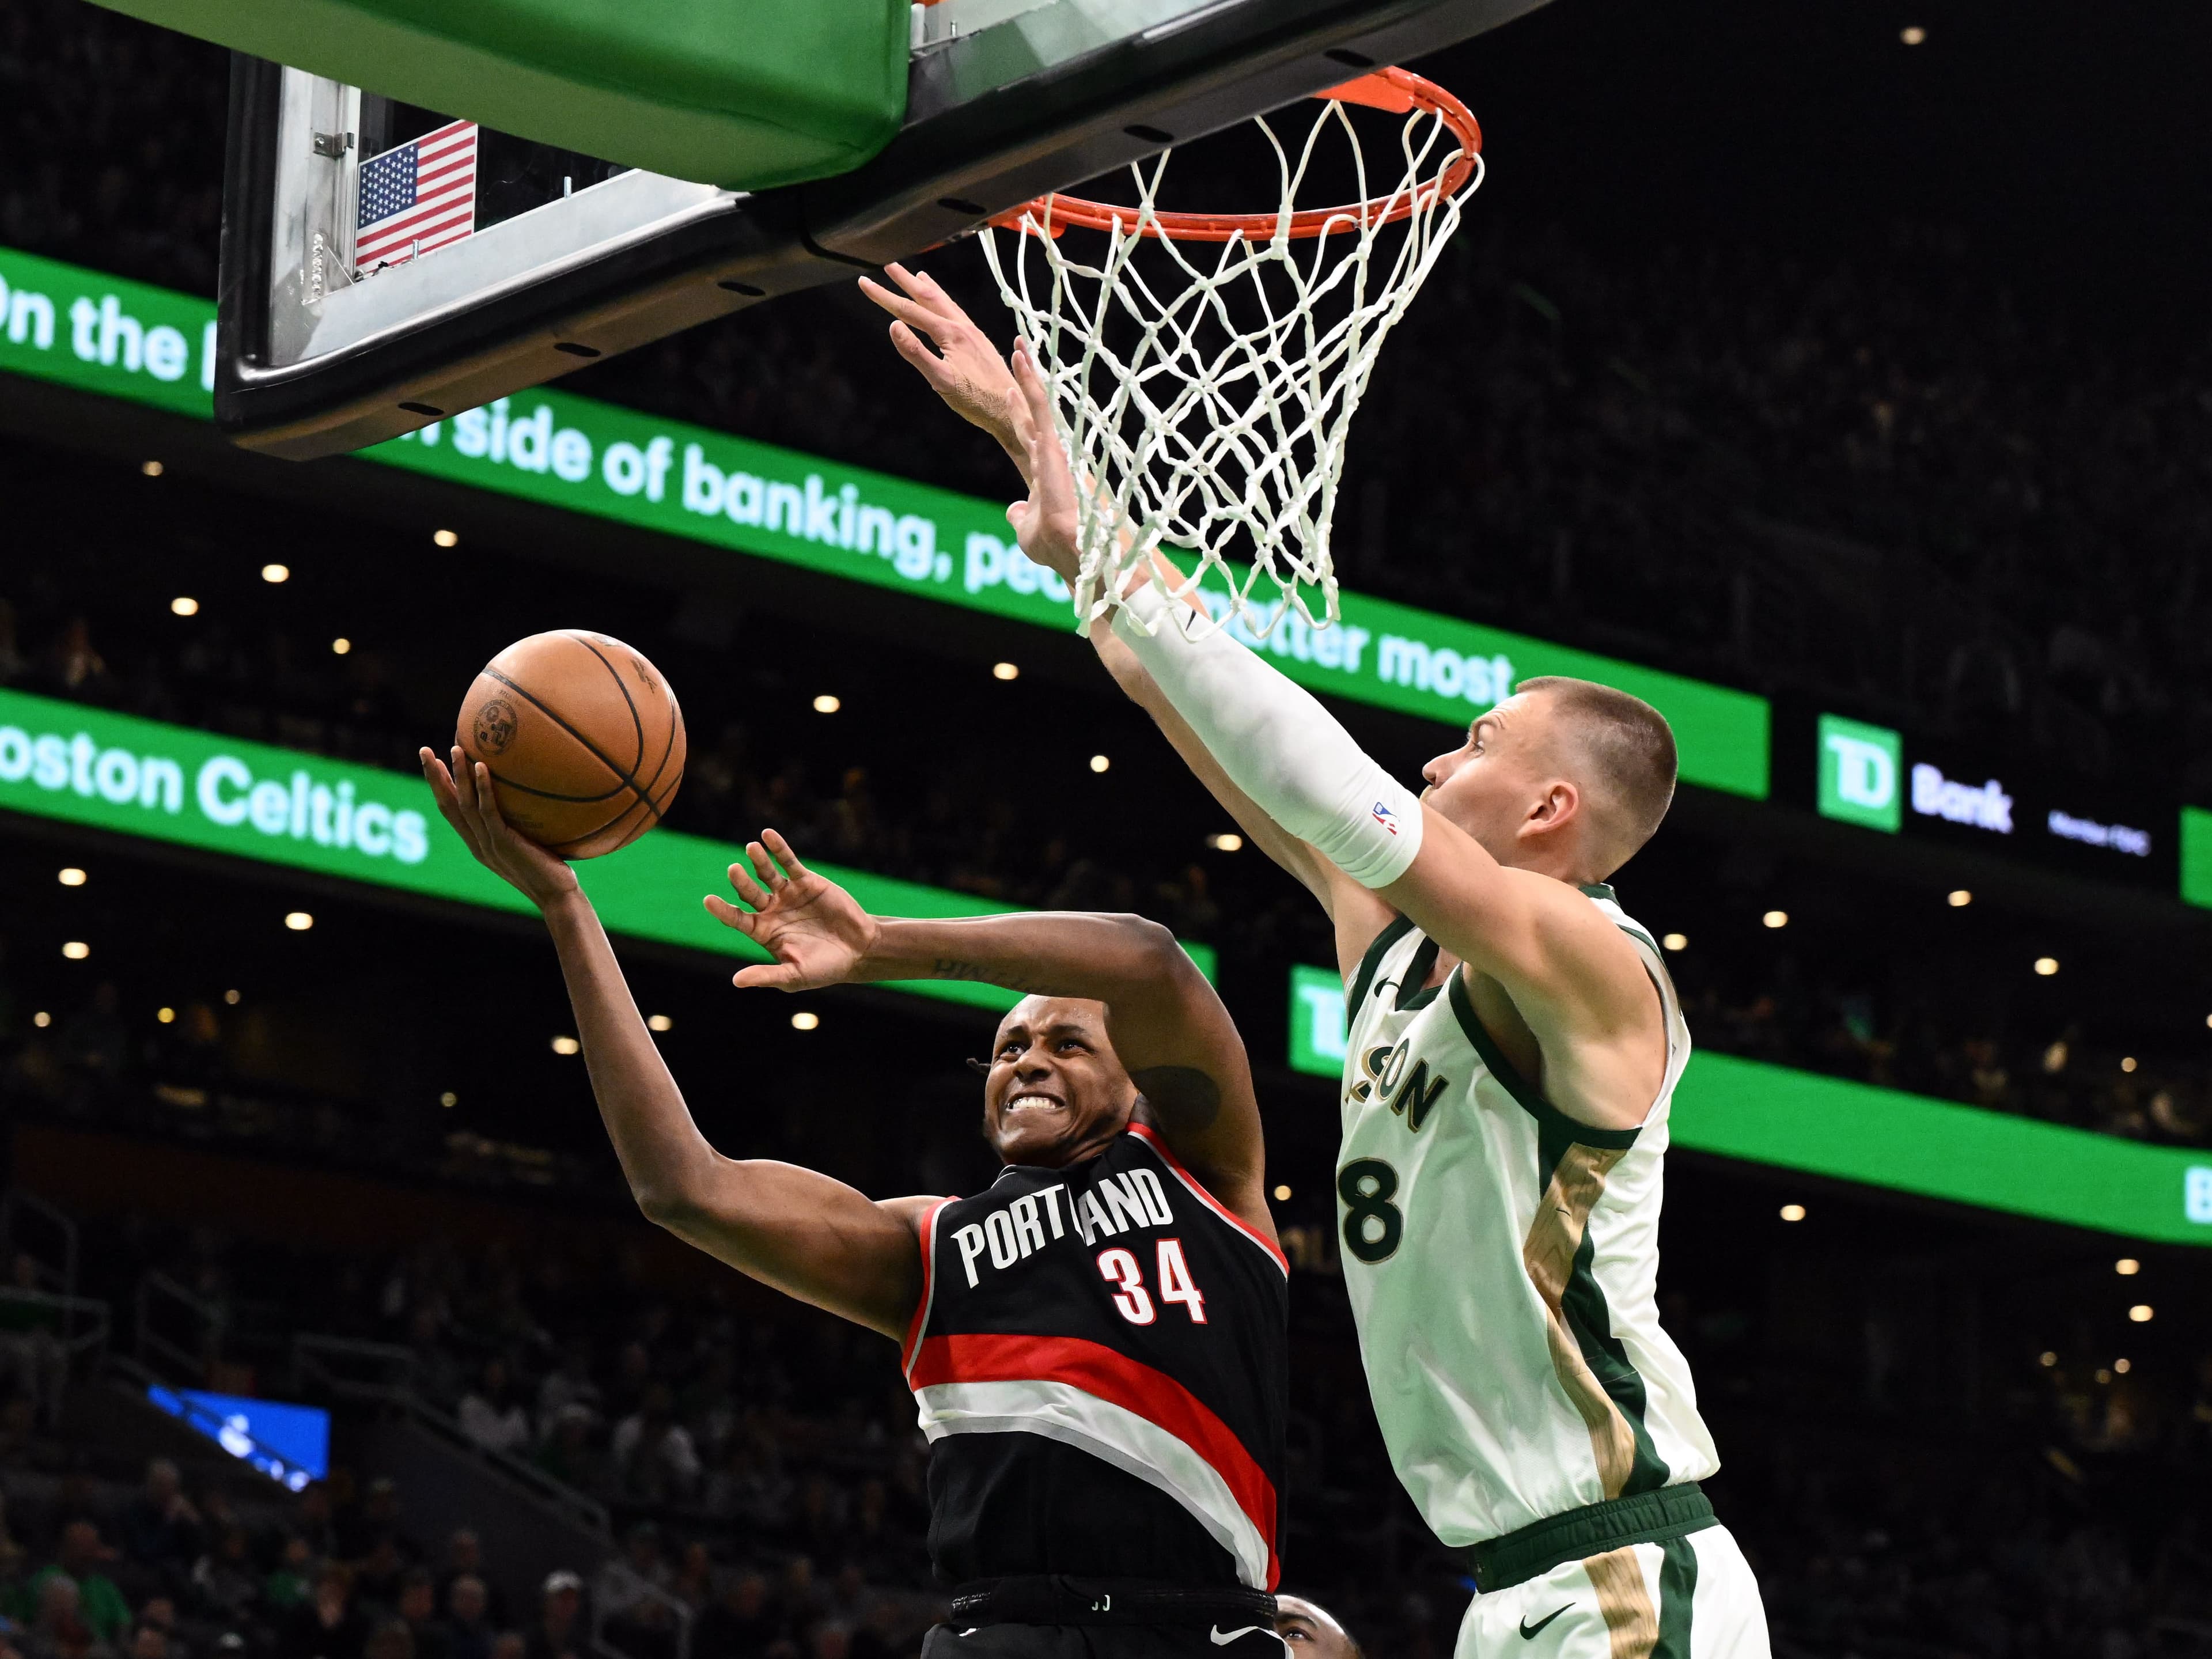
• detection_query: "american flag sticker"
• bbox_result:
[354,120,478,271]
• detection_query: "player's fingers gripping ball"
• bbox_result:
[455,630,686,858]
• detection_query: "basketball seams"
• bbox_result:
[482,666,643,800]
[569,632,648,776]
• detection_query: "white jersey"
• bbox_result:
[1335,885,1719,1546]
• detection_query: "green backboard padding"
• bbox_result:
[87,0,909,190]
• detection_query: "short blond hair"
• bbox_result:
[1518,676,1677,869]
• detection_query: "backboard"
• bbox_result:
[213,0,1553,460]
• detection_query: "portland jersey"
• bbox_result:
[1335,885,1718,1546]
[903,1123,1289,1590]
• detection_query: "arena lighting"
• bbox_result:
[31,1012,50,1028]
[1762,910,1789,929]
[61,941,89,959]
[1900,24,1927,44]
[1947,889,1972,907]
[2128,1304,2154,1323]
[58,866,85,885]
[812,694,840,714]
[1206,832,1243,853]
[433,529,459,548]
[647,1014,674,1032]
[284,911,314,931]
[1779,1204,1806,1222]
[439,1092,458,1108]
[1662,932,1688,951]
[2039,1351,2057,1366]
[2096,1368,2112,1384]
[790,1011,820,1031]
[992,662,1019,681]
[2115,1358,2132,1374]
[2043,1040,2069,1072]
[1272,1184,1292,1201]
[2034,956,2060,976]
[2121,1056,2138,1073]
[171,596,199,616]
[223,989,241,1005]
[1089,754,1111,774]
[2116,1258,2141,1275]
[261,563,290,584]
[140,459,163,477]
[551,1035,581,1055]
[156,1007,175,1024]
[331,638,351,656]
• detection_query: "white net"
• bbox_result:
[981,74,1484,640]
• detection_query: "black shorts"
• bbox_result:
[922,1622,1289,1659]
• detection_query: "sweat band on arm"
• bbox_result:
[1113,584,1423,888]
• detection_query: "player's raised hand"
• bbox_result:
[419,745,581,908]
[1006,339,1081,580]
[706,830,881,991]
[859,264,1026,468]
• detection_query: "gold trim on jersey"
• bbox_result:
[1521,1144,1638,1498]
[1582,1544,1660,1659]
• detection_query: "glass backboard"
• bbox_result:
[216,0,1552,459]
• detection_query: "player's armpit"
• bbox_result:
[643,1158,927,1342]
[1380,806,1664,1130]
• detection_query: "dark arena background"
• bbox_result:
[5,2,2212,1657]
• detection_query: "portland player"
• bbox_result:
[864,271,1771,1659]
[419,751,1289,1659]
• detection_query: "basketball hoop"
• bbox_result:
[982,69,1483,639]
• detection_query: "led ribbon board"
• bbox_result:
[1287,968,2212,1244]
[0,245,1768,800]
[0,686,1210,1010]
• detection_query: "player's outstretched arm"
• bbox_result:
[859,263,1032,483]
[418,749,927,1340]
[706,831,1274,1242]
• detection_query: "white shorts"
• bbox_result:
[1455,1522,1770,1659]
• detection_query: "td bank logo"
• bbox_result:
[1819,715,1902,832]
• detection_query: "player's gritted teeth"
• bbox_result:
[1003,1093,1066,1115]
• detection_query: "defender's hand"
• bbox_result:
[1006,341,1081,581]
[859,264,1024,461]
[419,746,581,908]
[705,830,881,991]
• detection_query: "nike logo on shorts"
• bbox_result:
[1518,1605,1572,1639]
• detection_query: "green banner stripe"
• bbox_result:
[2181,806,2212,909]
[0,244,1768,798]
[0,685,1210,1011]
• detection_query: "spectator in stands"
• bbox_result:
[186,1528,258,1626]
[532,1407,605,1495]
[264,1540,315,1617]
[21,1577,107,1659]
[0,1255,67,1427]
[610,1388,699,1505]
[520,1574,579,1659]
[392,1574,446,1659]
[431,1537,502,1631]
[531,1347,599,1442]
[456,1362,529,1459]
[360,1623,411,1659]
[117,1463,202,1588]
[278,1564,363,1659]
[41,618,115,703]
[595,1531,675,1659]
[57,984,129,1094]
[692,1573,771,1659]
[437,1582,488,1659]
[349,1538,405,1625]
[129,1604,181,1659]
[126,1623,166,1659]
[27,1527,130,1647]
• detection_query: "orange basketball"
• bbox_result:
[455,630,686,859]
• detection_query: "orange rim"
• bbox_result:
[988,67,1481,244]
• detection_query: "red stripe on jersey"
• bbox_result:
[902,1199,953,1377]
[910,1330,1279,1582]
[1125,1123,1288,1277]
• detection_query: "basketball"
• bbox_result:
[454,630,686,859]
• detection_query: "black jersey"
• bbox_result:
[903,1124,1289,1591]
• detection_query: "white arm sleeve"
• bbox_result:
[1112,585,1423,889]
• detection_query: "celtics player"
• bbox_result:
[865,270,1771,1659]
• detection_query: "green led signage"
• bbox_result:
[1817,713,1903,833]
[0,244,1769,801]
[2182,807,2212,910]
[0,685,1210,1012]
[1288,963,1348,1078]
[1284,966,2212,1245]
